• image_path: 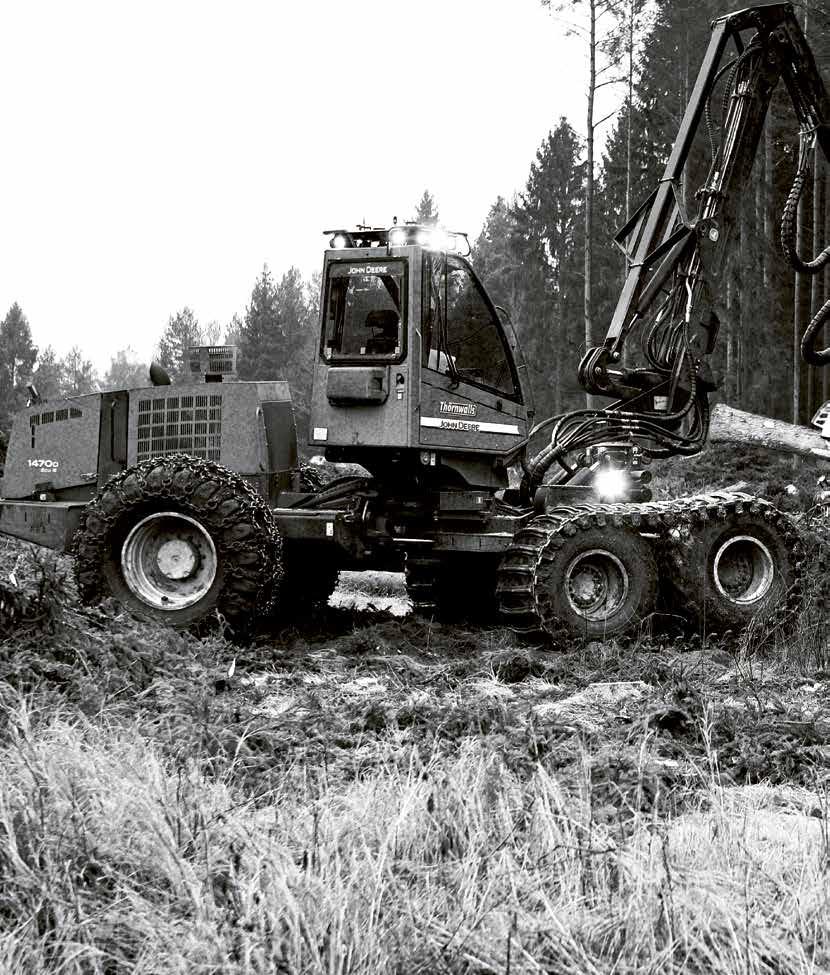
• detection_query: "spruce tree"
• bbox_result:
[0,303,37,433]
[156,308,203,379]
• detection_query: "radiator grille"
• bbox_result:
[136,394,223,463]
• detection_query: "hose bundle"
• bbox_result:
[781,132,830,366]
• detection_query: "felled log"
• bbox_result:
[709,403,830,460]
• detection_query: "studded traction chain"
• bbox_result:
[73,453,283,624]
[495,491,805,644]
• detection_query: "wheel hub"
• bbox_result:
[564,549,630,623]
[156,539,199,580]
[122,512,217,611]
[568,563,607,609]
[713,535,774,605]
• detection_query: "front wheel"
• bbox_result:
[75,454,282,631]
[498,516,658,641]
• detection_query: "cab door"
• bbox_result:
[418,254,528,454]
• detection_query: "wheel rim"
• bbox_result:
[712,534,774,605]
[121,512,217,611]
[564,548,630,623]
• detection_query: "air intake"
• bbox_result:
[187,346,238,381]
[136,393,223,463]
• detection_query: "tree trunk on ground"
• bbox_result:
[710,403,830,459]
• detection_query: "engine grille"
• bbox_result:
[136,393,222,463]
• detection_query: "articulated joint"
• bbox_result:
[578,346,614,396]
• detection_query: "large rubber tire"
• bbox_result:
[518,523,657,640]
[74,454,282,631]
[662,511,798,631]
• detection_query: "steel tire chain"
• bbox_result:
[73,453,283,623]
[296,463,326,493]
[496,491,804,646]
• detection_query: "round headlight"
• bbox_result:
[388,228,407,248]
[594,467,628,501]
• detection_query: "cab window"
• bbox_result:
[423,255,516,397]
[323,261,405,361]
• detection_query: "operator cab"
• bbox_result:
[309,224,532,488]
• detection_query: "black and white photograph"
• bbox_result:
[1,0,829,971]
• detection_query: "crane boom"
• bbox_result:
[525,2,830,492]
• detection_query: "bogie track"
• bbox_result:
[496,492,803,643]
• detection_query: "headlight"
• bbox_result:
[331,234,349,249]
[594,467,628,501]
[388,227,407,247]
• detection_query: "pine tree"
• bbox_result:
[411,190,439,225]
[0,303,37,433]
[60,347,98,397]
[156,307,203,379]
[31,346,64,402]
[236,264,319,448]
[103,347,148,390]
[473,196,550,411]
[224,313,245,348]
[517,119,587,414]
[237,266,286,381]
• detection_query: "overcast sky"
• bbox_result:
[1,0,594,372]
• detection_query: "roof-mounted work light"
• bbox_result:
[329,232,353,249]
[322,223,471,255]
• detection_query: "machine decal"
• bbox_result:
[349,265,388,275]
[28,459,60,470]
[420,417,520,435]
[439,401,477,417]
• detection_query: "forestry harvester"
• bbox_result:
[2,2,830,639]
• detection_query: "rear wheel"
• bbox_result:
[662,509,798,630]
[75,454,282,631]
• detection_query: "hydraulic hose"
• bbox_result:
[523,323,706,496]
[801,298,830,366]
[780,135,830,364]
[780,152,830,275]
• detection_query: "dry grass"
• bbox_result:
[0,693,827,974]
